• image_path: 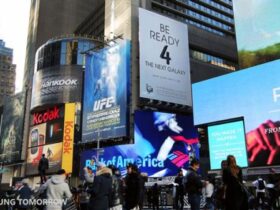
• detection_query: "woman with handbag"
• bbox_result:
[222,155,248,210]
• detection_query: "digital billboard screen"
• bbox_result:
[82,40,130,142]
[208,120,248,170]
[80,111,199,177]
[192,59,280,167]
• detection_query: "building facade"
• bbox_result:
[0,40,16,105]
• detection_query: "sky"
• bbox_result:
[233,0,280,51]
[0,0,31,93]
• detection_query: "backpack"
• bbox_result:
[258,180,265,190]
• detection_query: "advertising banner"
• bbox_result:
[208,120,248,170]
[26,142,63,175]
[80,111,199,177]
[31,66,83,109]
[61,103,75,173]
[82,40,130,142]
[0,92,25,163]
[139,8,191,106]
[193,59,280,167]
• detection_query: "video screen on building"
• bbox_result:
[208,119,248,170]
[193,59,280,167]
[26,142,63,175]
[80,111,199,177]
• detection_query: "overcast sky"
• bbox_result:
[0,0,31,93]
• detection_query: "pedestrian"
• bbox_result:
[16,179,32,210]
[222,155,248,210]
[108,165,123,210]
[38,154,49,184]
[174,169,185,210]
[252,177,267,208]
[152,183,160,210]
[125,163,141,210]
[185,159,203,210]
[203,176,214,210]
[39,169,72,210]
[87,162,112,210]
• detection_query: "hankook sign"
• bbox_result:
[31,66,83,109]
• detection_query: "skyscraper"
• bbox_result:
[0,40,16,105]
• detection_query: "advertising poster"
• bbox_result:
[0,92,25,163]
[31,66,83,109]
[208,120,248,170]
[26,142,63,175]
[61,103,75,173]
[139,8,191,106]
[81,111,199,177]
[193,59,280,167]
[233,0,280,68]
[82,40,130,142]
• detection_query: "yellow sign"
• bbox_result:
[61,103,75,173]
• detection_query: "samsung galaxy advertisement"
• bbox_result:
[82,40,130,142]
[0,92,25,163]
[208,120,248,170]
[81,111,199,177]
[192,60,280,167]
[139,8,191,106]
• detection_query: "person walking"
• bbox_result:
[109,165,123,210]
[185,159,203,210]
[252,177,267,208]
[125,164,141,210]
[174,169,185,210]
[203,176,214,210]
[152,183,160,210]
[87,163,112,210]
[222,155,248,210]
[39,169,72,210]
[38,154,49,184]
[17,179,32,210]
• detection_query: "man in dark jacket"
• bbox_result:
[175,169,185,210]
[38,154,49,184]
[88,163,112,210]
[185,159,203,210]
[125,164,141,210]
[109,165,123,210]
[17,179,32,210]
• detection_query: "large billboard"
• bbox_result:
[80,111,199,177]
[82,40,130,142]
[26,104,75,175]
[192,59,280,167]
[0,93,25,163]
[139,8,191,106]
[233,0,280,68]
[31,66,83,109]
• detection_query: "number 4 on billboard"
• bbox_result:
[160,45,171,65]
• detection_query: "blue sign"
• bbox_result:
[82,40,130,142]
[208,120,248,170]
[80,111,199,177]
[193,59,280,167]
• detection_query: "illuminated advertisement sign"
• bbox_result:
[26,142,63,175]
[80,111,199,177]
[192,60,280,167]
[139,8,191,106]
[82,40,130,142]
[31,66,83,109]
[233,0,280,69]
[208,120,248,170]
[0,93,25,163]
[61,103,75,173]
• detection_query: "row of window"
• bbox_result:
[36,40,94,70]
[186,0,233,23]
[186,19,225,36]
[0,65,15,70]
[190,50,236,71]
[187,10,233,31]
[200,0,233,14]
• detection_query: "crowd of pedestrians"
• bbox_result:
[2,154,280,210]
